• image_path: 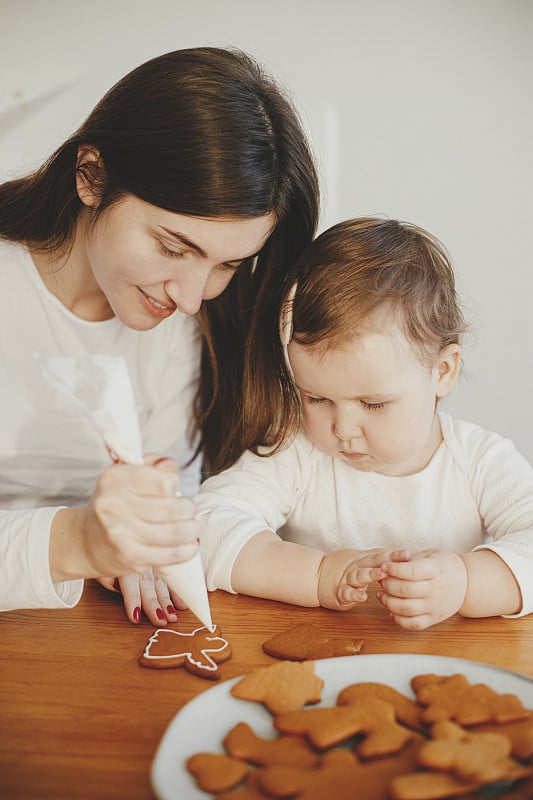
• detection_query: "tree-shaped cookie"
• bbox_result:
[138,625,231,679]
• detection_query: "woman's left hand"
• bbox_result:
[377,549,468,630]
[97,571,187,625]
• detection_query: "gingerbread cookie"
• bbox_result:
[274,696,414,756]
[417,720,531,784]
[218,771,271,799]
[186,752,249,793]
[257,748,368,799]
[223,722,319,767]
[262,623,364,661]
[230,661,324,714]
[412,673,529,726]
[337,681,425,733]
[139,625,231,679]
[478,714,533,761]
[389,720,532,800]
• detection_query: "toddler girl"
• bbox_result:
[197,217,533,630]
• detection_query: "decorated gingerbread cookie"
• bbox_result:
[139,625,231,679]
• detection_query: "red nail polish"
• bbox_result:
[156,608,165,621]
[167,605,177,616]
[133,607,141,623]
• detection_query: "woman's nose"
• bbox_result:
[165,267,210,316]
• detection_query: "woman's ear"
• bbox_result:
[75,145,103,208]
[435,343,462,399]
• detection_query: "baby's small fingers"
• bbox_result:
[377,591,427,619]
[340,586,367,605]
[388,549,410,563]
[383,558,435,581]
[379,577,431,599]
[346,565,386,587]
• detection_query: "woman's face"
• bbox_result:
[82,193,275,330]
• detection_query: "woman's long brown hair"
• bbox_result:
[0,47,319,476]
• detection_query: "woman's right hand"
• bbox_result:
[49,459,200,584]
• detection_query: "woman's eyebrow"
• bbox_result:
[159,227,207,257]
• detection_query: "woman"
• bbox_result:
[0,47,319,624]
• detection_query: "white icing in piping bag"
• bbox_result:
[37,354,214,632]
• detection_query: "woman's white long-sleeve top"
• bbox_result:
[0,241,201,610]
[197,412,533,617]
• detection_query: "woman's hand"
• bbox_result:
[50,455,200,598]
[317,547,410,611]
[376,549,468,630]
[97,570,188,625]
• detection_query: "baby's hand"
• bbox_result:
[97,570,187,626]
[317,547,410,611]
[377,549,467,630]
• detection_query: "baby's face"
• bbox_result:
[288,326,446,477]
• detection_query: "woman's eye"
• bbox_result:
[221,257,250,271]
[361,400,386,411]
[158,242,185,259]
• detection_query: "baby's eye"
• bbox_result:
[305,395,329,405]
[360,400,386,411]
[157,242,186,259]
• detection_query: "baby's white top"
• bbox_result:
[197,412,533,617]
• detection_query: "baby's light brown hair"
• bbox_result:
[254,217,469,453]
[288,217,467,366]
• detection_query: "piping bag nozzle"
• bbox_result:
[157,551,214,632]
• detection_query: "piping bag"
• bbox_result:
[37,354,214,631]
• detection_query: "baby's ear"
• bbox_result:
[75,145,104,208]
[435,343,461,398]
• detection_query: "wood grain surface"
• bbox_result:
[1,580,532,799]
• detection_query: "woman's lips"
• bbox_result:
[138,288,176,319]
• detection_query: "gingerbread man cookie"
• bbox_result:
[412,673,529,726]
[139,625,231,679]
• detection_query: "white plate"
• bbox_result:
[151,653,533,800]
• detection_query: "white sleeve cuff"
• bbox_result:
[0,506,83,610]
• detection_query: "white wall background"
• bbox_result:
[2,0,532,459]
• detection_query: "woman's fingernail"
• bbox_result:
[167,605,177,616]
[113,578,120,592]
[133,607,141,623]
[156,608,165,621]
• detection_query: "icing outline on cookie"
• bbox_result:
[142,626,230,673]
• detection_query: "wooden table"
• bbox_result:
[1,580,533,799]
